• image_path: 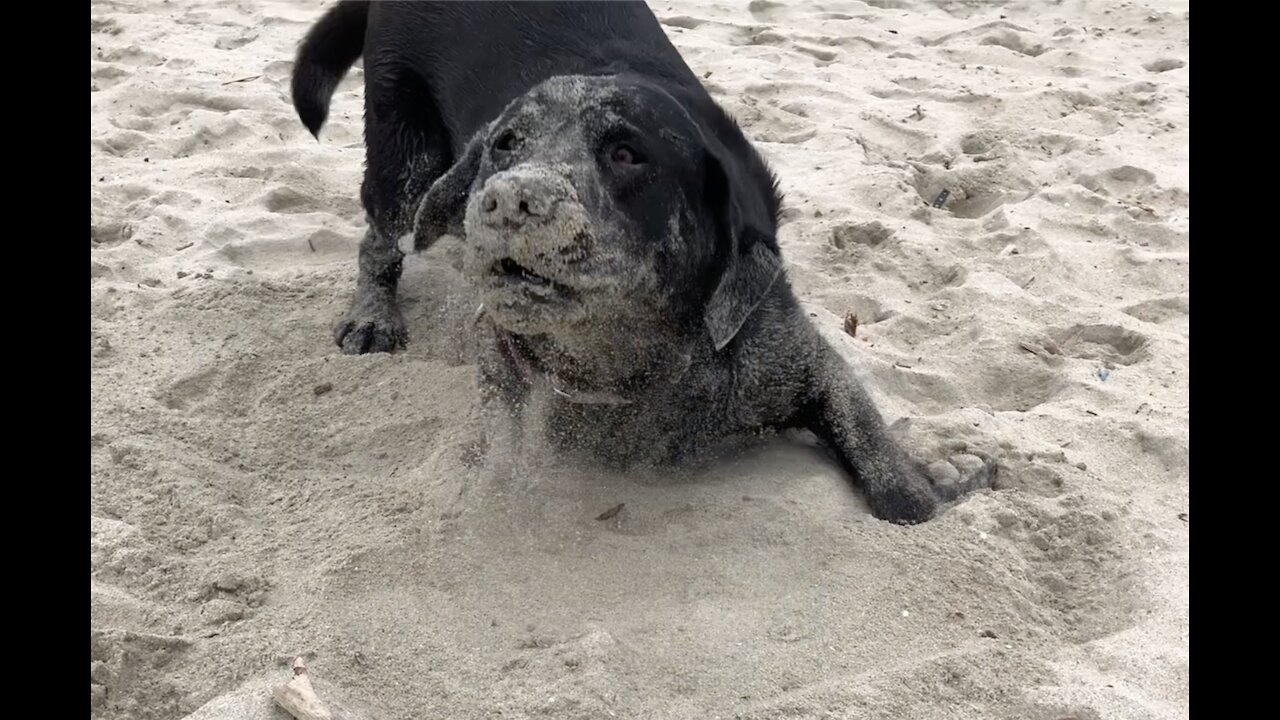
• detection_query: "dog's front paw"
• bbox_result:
[866,473,939,525]
[334,310,407,355]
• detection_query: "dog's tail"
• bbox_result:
[291,0,369,138]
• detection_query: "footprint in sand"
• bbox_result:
[1103,81,1164,113]
[856,113,933,161]
[726,94,817,144]
[1142,58,1186,73]
[90,16,124,36]
[659,15,706,30]
[957,131,999,157]
[153,356,276,418]
[830,220,895,249]
[1075,165,1188,227]
[910,162,1037,220]
[259,185,322,214]
[94,129,154,158]
[214,29,259,51]
[91,62,132,90]
[1046,323,1150,366]
[1027,132,1080,158]
[1121,295,1188,325]
[1077,165,1157,196]
[156,365,223,411]
[793,44,839,65]
[979,29,1047,57]
[973,355,1068,412]
[923,20,1033,48]
[172,113,257,157]
[746,0,786,23]
[95,43,165,67]
[91,220,135,246]
[1132,426,1188,473]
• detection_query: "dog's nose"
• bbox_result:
[478,174,559,227]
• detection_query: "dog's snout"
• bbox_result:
[479,173,564,227]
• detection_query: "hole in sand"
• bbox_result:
[1142,58,1185,73]
[1047,324,1150,366]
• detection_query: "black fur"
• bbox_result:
[291,1,995,523]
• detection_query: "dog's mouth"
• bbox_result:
[489,258,577,297]
[495,257,549,285]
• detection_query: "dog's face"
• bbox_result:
[416,75,783,349]
[461,76,712,334]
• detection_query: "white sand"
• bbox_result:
[91,1,1189,718]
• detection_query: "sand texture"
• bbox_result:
[91,1,1189,718]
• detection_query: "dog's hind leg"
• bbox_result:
[335,64,451,354]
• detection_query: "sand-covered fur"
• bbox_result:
[91,1,1189,718]
[298,2,992,523]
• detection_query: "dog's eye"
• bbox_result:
[494,130,522,152]
[609,144,644,166]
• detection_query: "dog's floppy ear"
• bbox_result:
[412,126,489,250]
[702,147,784,351]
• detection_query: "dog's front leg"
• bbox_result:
[803,343,995,524]
[334,227,408,354]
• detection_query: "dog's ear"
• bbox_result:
[412,127,489,250]
[702,146,784,351]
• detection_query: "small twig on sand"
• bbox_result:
[222,74,262,85]
[596,503,625,521]
[842,312,859,338]
[272,657,350,720]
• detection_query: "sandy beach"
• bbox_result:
[91,1,1189,718]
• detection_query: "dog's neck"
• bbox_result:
[488,316,696,405]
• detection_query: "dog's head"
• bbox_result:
[414,75,783,350]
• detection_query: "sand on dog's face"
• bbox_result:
[91,2,1188,719]
[458,75,711,337]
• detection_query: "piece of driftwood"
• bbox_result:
[272,657,352,720]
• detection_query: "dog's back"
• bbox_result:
[295,2,694,148]
[292,1,780,230]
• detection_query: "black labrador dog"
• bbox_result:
[291,1,994,523]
